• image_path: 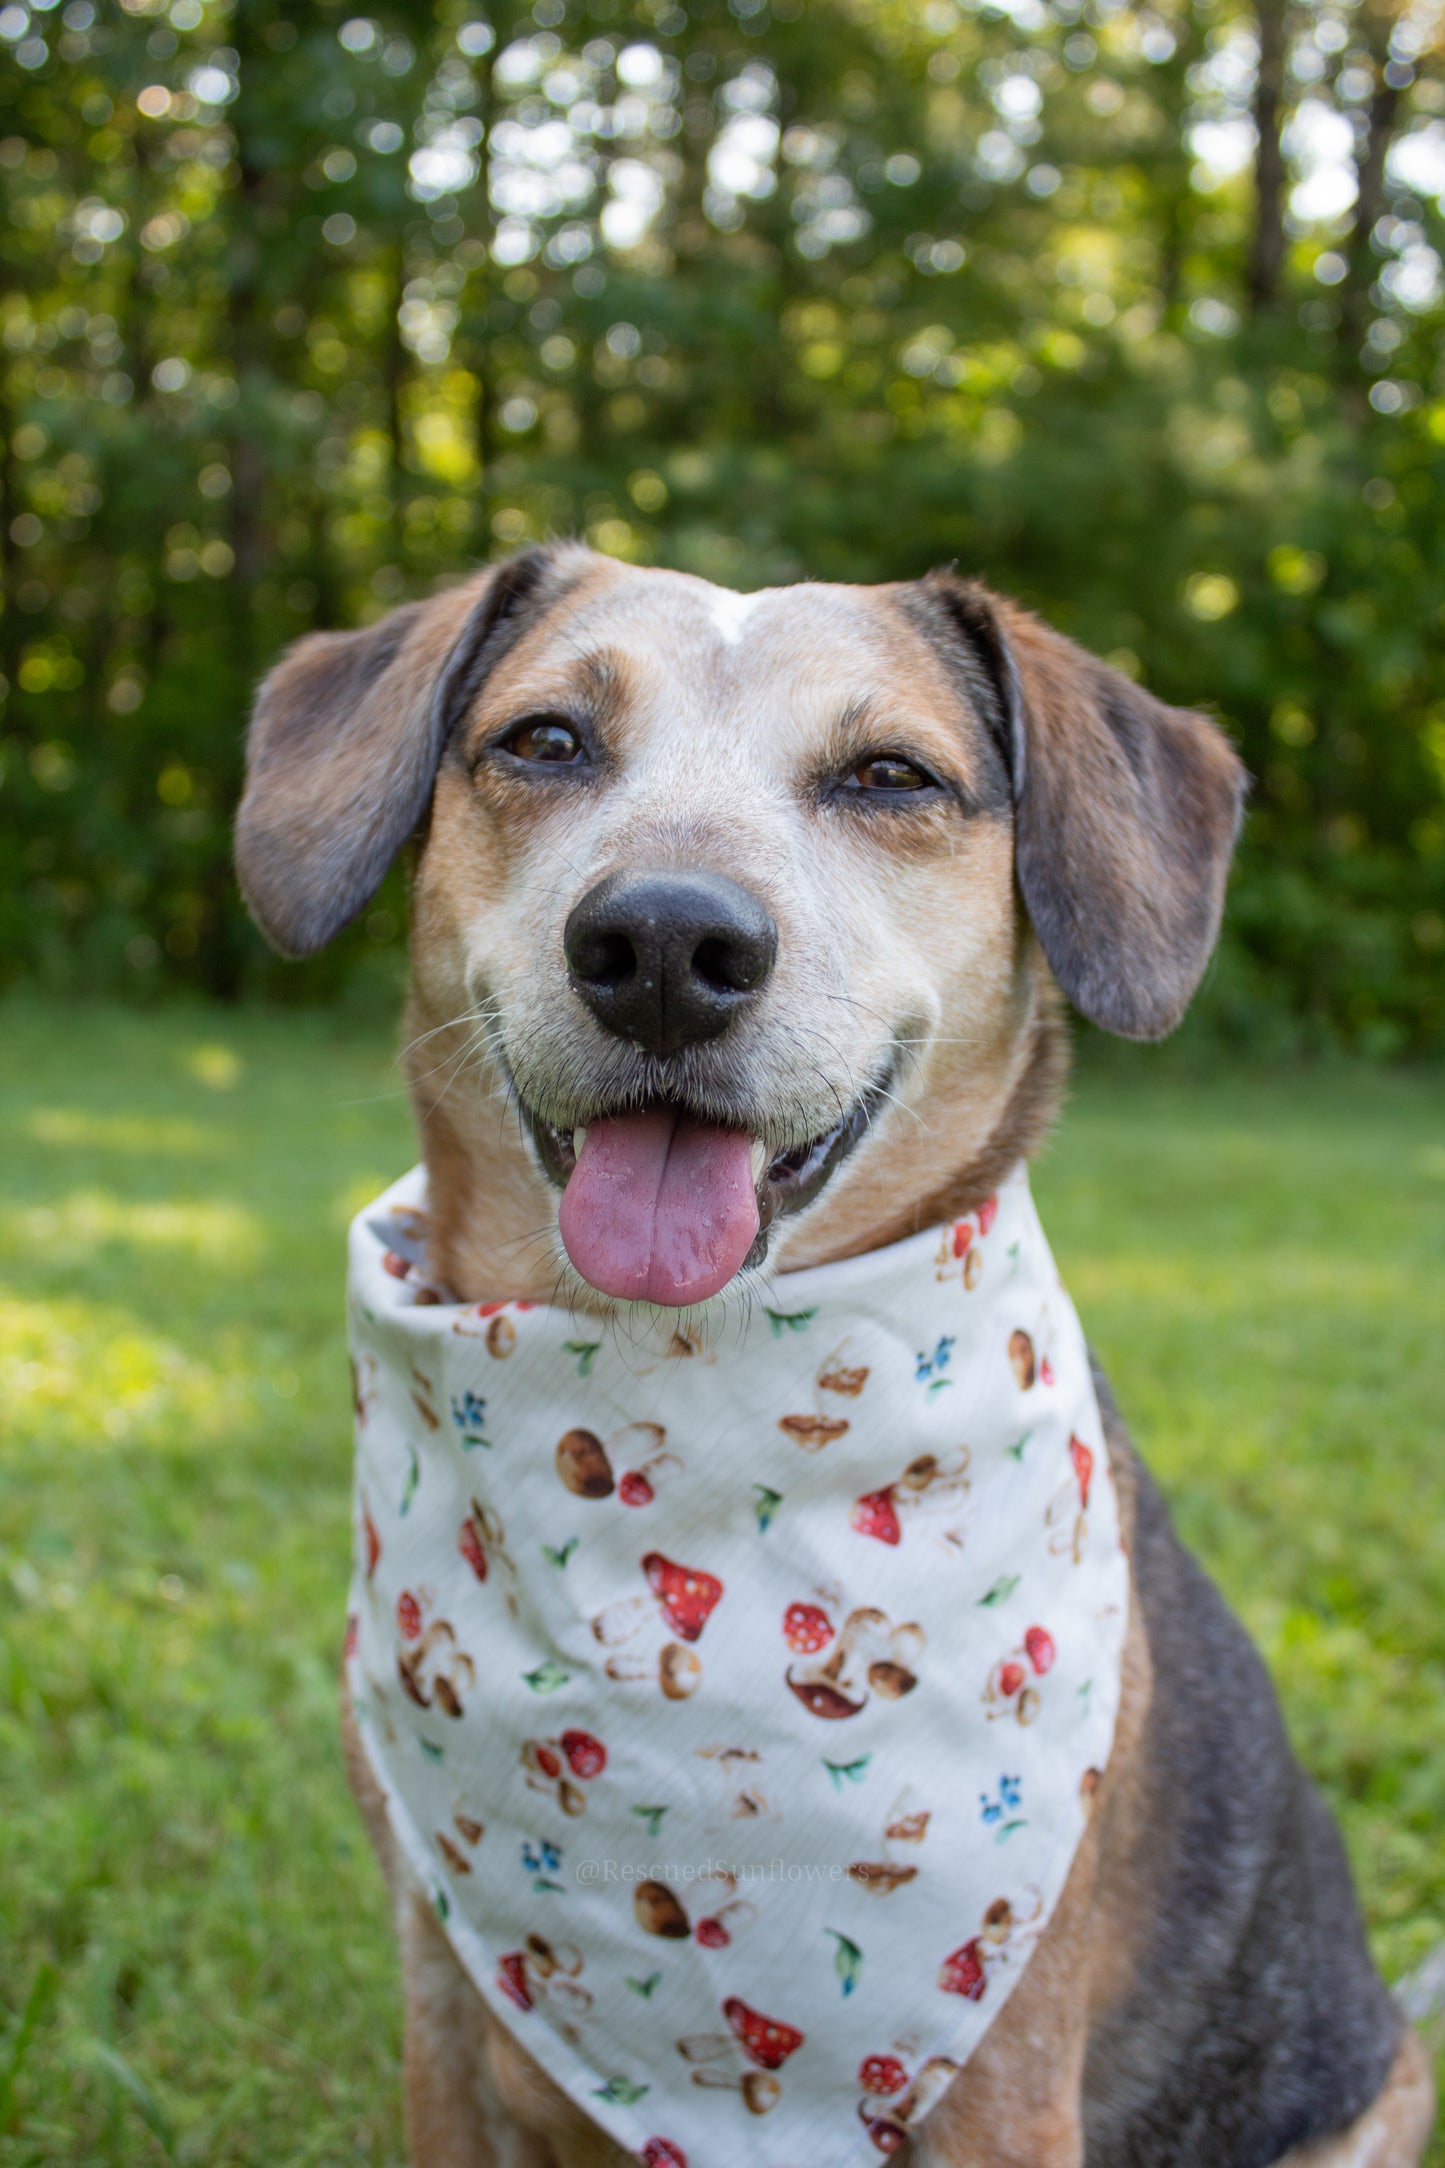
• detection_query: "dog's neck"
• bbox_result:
[403,964,1069,1310]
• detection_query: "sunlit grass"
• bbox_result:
[1,1001,1440,2164]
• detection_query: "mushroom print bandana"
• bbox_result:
[345,1164,1129,2168]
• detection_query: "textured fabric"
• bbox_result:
[345,1165,1129,2168]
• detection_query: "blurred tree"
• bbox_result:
[0,0,1442,1050]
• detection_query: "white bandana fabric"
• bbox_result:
[345,1164,1128,2168]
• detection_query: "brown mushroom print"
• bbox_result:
[522,1729,608,1817]
[1007,1329,1036,1391]
[856,2051,962,2154]
[591,1553,723,1697]
[555,1423,680,1505]
[783,1601,926,1720]
[496,1935,593,2043]
[635,1874,757,1949]
[778,1413,850,1451]
[934,1191,999,1286]
[850,1449,971,1548]
[555,1428,615,1498]
[984,1625,1057,1724]
[1046,1432,1096,1563]
[676,1997,805,2115]
[394,1589,476,1718]
[937,1888,1045,2004]
[848,1788,932,1894]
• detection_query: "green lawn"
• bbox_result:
[1,1002,1441,2166]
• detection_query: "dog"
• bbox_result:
[236,545,1434,2168]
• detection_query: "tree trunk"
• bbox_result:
[1247,0,1288,315]
[0,376,22,730]
[1340,66,1402,358]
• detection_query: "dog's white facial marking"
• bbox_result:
[705,586,764,646]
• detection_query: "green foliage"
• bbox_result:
[1,0,1443,1045]
[0,1002,1441,2160]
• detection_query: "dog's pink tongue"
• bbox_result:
[558,1109,759,1305]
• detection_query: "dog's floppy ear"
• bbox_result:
[235,547,564,957]
[914,571,1247,1040]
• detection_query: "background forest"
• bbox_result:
[2,0,1444,1052]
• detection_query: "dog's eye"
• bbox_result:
[846,754,933,793]
[502,716,585,765]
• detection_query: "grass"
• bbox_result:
[0,999,1441,2166]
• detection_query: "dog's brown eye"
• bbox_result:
[503,717,585,764]
[848,755,932,792]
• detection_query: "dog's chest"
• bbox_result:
[345,1166,1128,2168]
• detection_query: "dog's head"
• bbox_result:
[236,547,1244,1308]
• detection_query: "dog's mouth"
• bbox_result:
[521,1069,893,1308]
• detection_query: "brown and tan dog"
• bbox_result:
[237,547,1434,2168]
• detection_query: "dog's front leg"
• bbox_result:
[400,1888,537,2168]
[402,1889,636,2168]
[912,1827,1098,2168]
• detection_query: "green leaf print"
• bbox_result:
[594,2075,649,2106]
[995,1819,1027,1843]
[542,1538,578,1569]
[823,1756,871,1791]
[752,1484,783,1533]
[434,1887,450,1922]
[399,1443,420,1517]
[1004,1431,1032,1462]
[764,1306,818,1339]
[631,1804,668,1839]
[418,1738,445,1762]
[625,1972,662,1998]
[826,1929,863,1998]
[925,1378,954,1398]
[522,1660,571,1695]
[979,1574,1020,1607]
[563,1339,601,1378]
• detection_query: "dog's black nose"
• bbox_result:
[564,869,777,1057]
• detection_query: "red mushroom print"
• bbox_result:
[952,1221,972,1259]
[396,1589,422,1642]
[723,1997,805,2072]
[782,1601,834,1655]
[497,1952,533,2011]
[643,2143,687,2168]
[694,1913,730,1949]
[362,1501,381,1579]
[851,1488,902,1546]
[615,1432,682,1507]
[1069,1434,1094,1510]
[1040,1355,1056,1386]
[859,2055,909,2097]
[788,1608,925,1720]
[560,1729,606,1780]
[458,1514,488,1582]
[976,1194,998,1234]
[643,1553,724,1643]
[986,1627,1054,1722]
[938,1937,988,2001]
[522,1730,607,1814]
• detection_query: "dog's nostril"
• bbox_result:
[693,934,752,994]
[573,929,635,990]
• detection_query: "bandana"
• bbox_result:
[345,1165,1128,2168]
